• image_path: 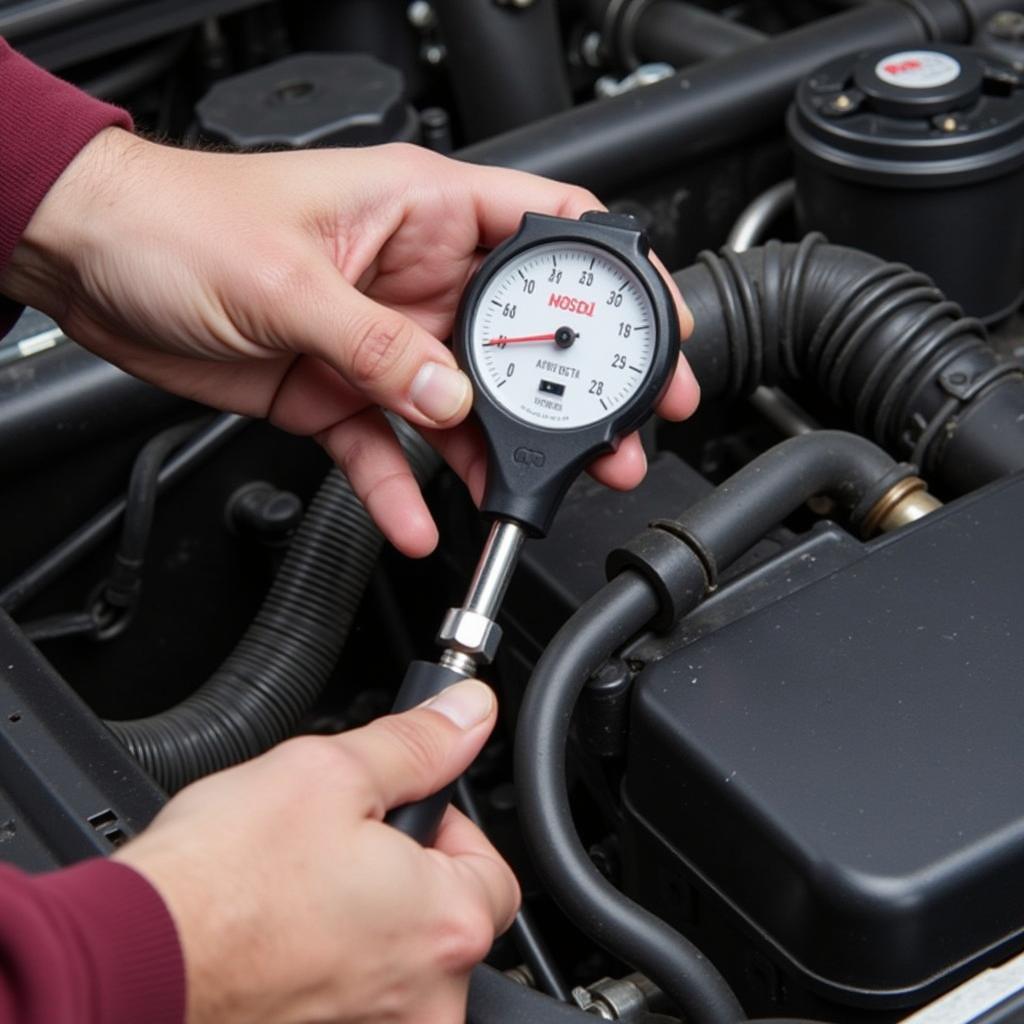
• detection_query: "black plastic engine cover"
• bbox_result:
[623,472,1024,1012]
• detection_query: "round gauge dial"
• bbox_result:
[467,241,657,430]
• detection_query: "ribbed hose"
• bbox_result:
[108,424,438,792]
[677,236,1024,492]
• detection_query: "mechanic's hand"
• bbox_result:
[114,679,516,1024]
[0,129,698,556]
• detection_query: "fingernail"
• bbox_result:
[425,680,494,729]
[409,362,471,423]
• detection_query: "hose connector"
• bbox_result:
[861,475,943,536]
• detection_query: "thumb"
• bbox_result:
[337,679,497,817]
[275,263,473,429]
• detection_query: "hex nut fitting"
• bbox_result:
[437,608,503,664]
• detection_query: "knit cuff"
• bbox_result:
[0,39,133,275]
[34,859,186,1024]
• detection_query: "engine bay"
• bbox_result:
[3,1,1024,1021]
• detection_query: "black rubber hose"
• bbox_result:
[0,414,248,615]
[515,572,743,1024]
[632,1,766,66]
[100,417,207,613]
[457,0,1010,191]
[468,966,592,1023]
[516,432,913,1023]
[455,776,571,1002]
[432,0,571,140]
[107,424,438,793]
[671,431,902,573]
[675,237,1024,494]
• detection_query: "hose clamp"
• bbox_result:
[911,360,1024,472]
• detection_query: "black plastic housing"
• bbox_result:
[789,44,1024,322]
[0,610,165,870]
[454,212,678,537]
[623,472,1024,1015]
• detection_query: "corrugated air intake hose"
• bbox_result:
[107,421,438,792]
[677,235,1024,495]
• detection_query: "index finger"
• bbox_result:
[454,161,606,249]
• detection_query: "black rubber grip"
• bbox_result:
[385,660,467,845]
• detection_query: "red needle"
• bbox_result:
[483,333,557,346]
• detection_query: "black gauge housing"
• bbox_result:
[453,212,679,537]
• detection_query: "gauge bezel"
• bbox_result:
[451,212,680,537]
[465,239,657,431]
[455,213,677,446]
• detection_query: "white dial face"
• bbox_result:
[468,241,656,429]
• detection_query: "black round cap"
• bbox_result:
[196,52,418,150]
[788,44,1024,186]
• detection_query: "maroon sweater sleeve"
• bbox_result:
[0,859,185,1024]
[0,38,133,335]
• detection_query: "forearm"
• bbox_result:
[0,858,184,1023]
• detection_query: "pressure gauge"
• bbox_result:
[454,211,679,536]
[468,241,656,429]
[388,211,681,844]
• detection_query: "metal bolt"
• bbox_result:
[407,1,435,29]
[989,10,1024,40]
[940,116,959,132]
[596,62,674,98]
[505,965,536,988]
[580,30,604,69]
[422,42,446,65]
[831,93,853,111]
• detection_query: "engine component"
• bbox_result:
[788,44,1024,322]
[675,237,1024,495]
[975,9,1024,70]
[0,341,180,477]
[622,470,1024,1015]
[571,972,661,1019]
[460,0,1009,191]
[0,413,248,616]
[626,1,766,69]
[226,481,303,546]
[0,609,163,870]
[432,0,571,139]
[195,52,419,149]
[516,431,927,1021]
[107,424,437,792]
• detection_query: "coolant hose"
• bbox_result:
[516,431,913,1024]
[108,424,438,792]
[664,431,906,574]
[516,572,741,1024]
[676,236,1024,494]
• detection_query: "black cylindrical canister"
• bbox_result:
[788,44,1024,323]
